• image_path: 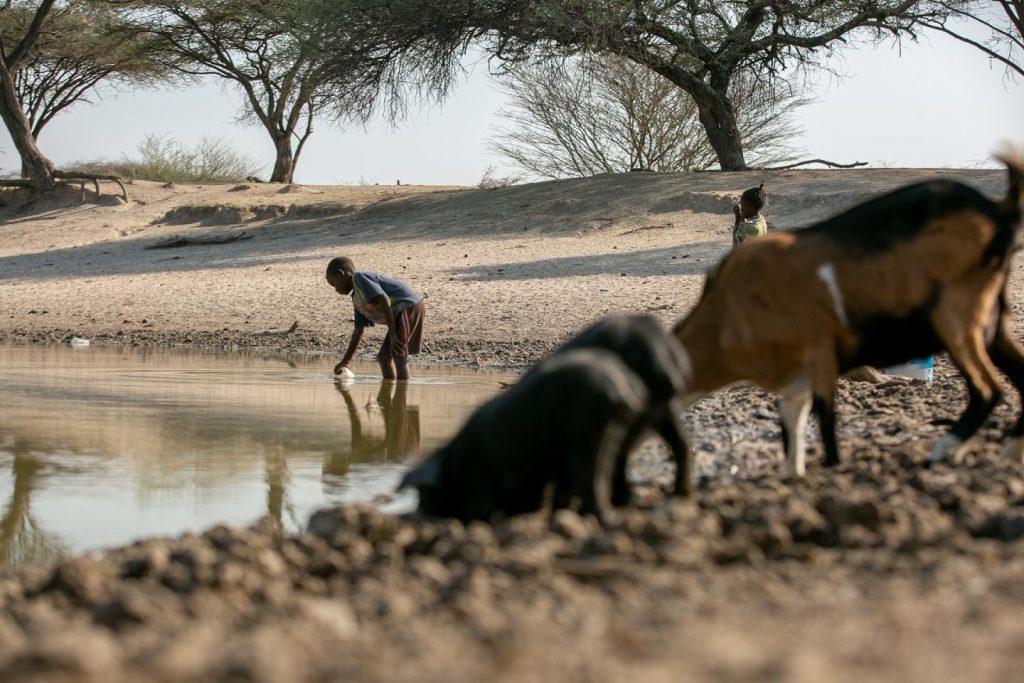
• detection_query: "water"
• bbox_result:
[0,343,512,565]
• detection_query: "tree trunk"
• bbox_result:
[691,88,747,171]
[270,135,295,184]
[0,60,56,190]
[653,65,748,171]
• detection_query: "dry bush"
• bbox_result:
[477,165,524,189]
[68,134,264,183]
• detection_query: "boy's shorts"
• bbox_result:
[381,301,425,359]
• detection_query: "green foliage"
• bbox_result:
[69,134,264,183]
[313,0,956,169]
[129,0,363,182]
[0,2,174,139]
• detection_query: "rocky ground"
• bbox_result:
[2,356,1024,682]
[3,170,1024,681]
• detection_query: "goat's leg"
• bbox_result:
[928,328,1003,463]
[813,391,840,467]
[657,398,692,497]
[810,351,841,467]
[577,419,629,523]
[609,419,647,506]
[988,318,1024,461]
[778,381,812,477]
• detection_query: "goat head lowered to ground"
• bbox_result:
[536,314,693,500]
[673,148,1024,476]
[398,349,649,523]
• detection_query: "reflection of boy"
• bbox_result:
[325,256,425,380]
[329,381,421,468]
[732,183,768,248]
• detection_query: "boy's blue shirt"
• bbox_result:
[351,272,422,327]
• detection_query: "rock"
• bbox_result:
[842,366,888,384]
[40,557,112,605]
[550,510,591,540]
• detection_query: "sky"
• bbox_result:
[1,22,1022,186]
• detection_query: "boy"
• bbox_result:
[326,256,425,380]
[732,183,768,248]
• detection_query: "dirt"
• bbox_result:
[2,169,1024,681]
[0,168,1017,371]
[3,379,1024,682]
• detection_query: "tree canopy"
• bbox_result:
[130,0,364,183]
[0,2,169,142]
[315,0,958,170]
[916,1,1022,80]
[491,56,807,178]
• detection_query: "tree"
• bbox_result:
[491,56,807,178]
[133,0,361,184]
[915,1,1022,79]
[0,2,169,174]
[317,0,954,171]
[0,0,62,190]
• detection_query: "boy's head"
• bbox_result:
[739,184,766,219]
[326,256,355,295]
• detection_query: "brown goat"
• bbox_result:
[673,149,1024,475]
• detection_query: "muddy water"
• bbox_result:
[0,343,513,565]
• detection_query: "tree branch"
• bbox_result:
[759,158,868,170]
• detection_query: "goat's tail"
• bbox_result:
[994,142,1024,217]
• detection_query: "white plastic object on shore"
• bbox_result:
[886,356,933,382]
[69,337,90,347]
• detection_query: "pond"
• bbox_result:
[0,343,513,566]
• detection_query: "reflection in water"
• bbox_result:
[327,382,422,475]
[0,438,66,565]
[264,449,291,527]
[0,343,508,564]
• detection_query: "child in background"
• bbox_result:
[326,256,425,381]
[732,183,768,248]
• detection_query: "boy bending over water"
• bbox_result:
[326,256,425,380]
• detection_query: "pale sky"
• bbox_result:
[1,24,1021,186]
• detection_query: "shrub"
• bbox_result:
[477,165,524,189]
[67,134,264,183]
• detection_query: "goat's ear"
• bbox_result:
[397,457,440,491]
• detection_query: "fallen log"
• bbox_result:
[0,170,128,201]
[55,171,128,202]
[145,231,254,250]
[254,321,299,337]
[758,159,869,170]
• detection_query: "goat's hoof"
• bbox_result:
[926,433,964,464]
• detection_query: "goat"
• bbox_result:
[672,150,1024,476]
[397,349,648,523]
[538,314,693,500]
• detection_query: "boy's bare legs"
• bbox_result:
[376,356,409,380]
[379,331,411,380]
[378,352,396,379]
[394,355,410,381]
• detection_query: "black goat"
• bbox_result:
[398,349,648,523]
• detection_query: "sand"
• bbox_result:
[0,168,1015,368]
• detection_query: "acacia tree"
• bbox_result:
[0,2,169,177]
[0,0,62,189]
[916,1,1022,79]
[491,56,807,178]
[318,0,955,171]
[134,0,362,184]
